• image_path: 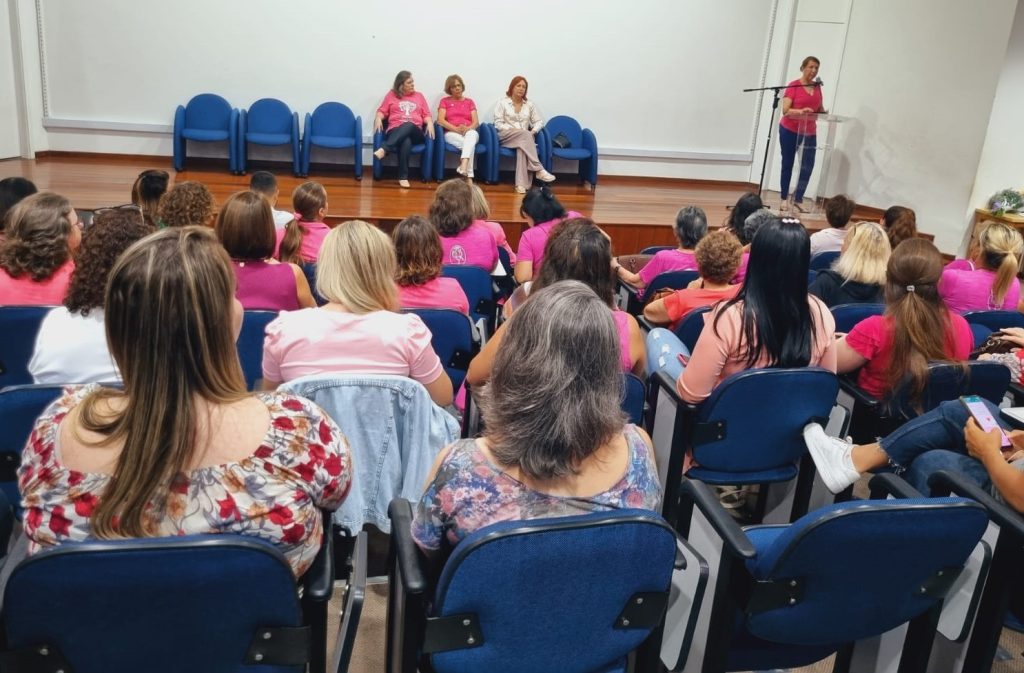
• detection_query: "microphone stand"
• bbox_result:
[744,80,822,203]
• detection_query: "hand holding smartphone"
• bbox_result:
[961,395,1012,449]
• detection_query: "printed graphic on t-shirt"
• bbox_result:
[449,245,467,265]
[398,100,417,120]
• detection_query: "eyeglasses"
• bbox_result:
[94,203,143,217]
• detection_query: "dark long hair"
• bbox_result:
[715,216,820,368]
[726,192,764,244]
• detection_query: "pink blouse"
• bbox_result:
[0,259,75,306]
[441,222,498,270]
[377,91,432,133]
[398,277,470,314]
[274,221,330,263]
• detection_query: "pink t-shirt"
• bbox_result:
[779,79,824,134]
[439,97,476,128]
[233,260,299,311]
[731,252,751,284]
[938,266,1021,313]
[638,249,698,286]
[476,219,515,264]
[516,211,584,275]
[0,259,75,306]
[845,313,974,399]
[441,222,498,270]
[377,91,431,133]
[274,221,330,263]
[611,310,634,372]
[398,277,469,314]
[262,308,444,385]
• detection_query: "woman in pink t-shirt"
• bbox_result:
[276,181,330,266]
[372,70,435,188]
[779,56,825,210]
[514,185,570,282]
[262,220,453,407]
[431,179,498,271]
[469,183,515,265]
[614,205,706,295]
[393,214,469,314]
[938,221,1023,314]
[0,191,81,306]
[437,74,480,179]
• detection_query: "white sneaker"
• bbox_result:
[802,423,860,494]
[398,179,411,188]
[536,169,556,183]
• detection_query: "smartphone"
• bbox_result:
[960,395,1012,448]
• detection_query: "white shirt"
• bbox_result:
[29,307,121,384]
[809,227,848,258]
[493,97,544,132]
[273,208,293,230]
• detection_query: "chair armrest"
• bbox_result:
[638,315,657,333]
[388,498,429,595]
[330,530,367,673]
[616,279,642,314]
[237,108,246,138]
[582,127,598,155]
[373,128,384,149]
[679,479,756,559]
[173,105,185,134]
[291,112,299,139]
[353,116,363,147]
[929,470,1024,539]
[302,112,312,139]
[867,473,923,501]
[537,127,552,169]
[300,510,336,603]
[838,375,880,410]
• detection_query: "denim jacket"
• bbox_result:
[281,374,460,533]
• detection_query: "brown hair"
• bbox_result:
[801,56,821,69]
[695,229,743,284]
[532,217,616,306]
[215,191,276,260]
[444,74,465,95]
[430,179,475,237]
[158,181,214,228]
[64,208,151,316]
[131,169,170,228]
[825,194,855,229]
[393,214,443,286]
[506,75,529,100]
[883,206,917,250]
[279,181,328,265]
[0,192,75,281]
[392,70,413,97]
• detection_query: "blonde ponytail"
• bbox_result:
[978,222,1024,305]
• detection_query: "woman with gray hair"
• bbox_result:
[731,208,777,284]
[613,205,707,293]
[411,280,662,553]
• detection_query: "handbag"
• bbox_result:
[552,132,571,149]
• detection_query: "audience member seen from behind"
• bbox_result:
[158,180,215,229]
[0,177,38,232]
[939,221,1023,314]
[643,229,743,329]
[215,191,315,311]
[0,192,81,306]
[412,280,661,553]
[393,214,470,314]
[470,183,515,264]
[373,70,435,189]
[277,181,330,265]
[29,207,151,384]
[882,205,917,250]
[809,221,889,308]
[431,179,498,270]
[18,227,351,576]
[615,205,706,293]
[437,74,480,179]
[130,169,169,228]
[514,186,578,282]
[249,170,294,229]
[493,75,556,194]
[645,217,837,400]
[725,192,764,283]
[262,220,453,406]
[809,194,855,257]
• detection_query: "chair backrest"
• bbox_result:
[3,535,307,673]
[829,302,885,334]
[672,305,713,353]
[640,245,673,255]
[888,361,1010,419]
[184,93,233,130]
[744,497,987,645]
[0,384,65,517]
[429,509,677,673]
[808,250,840,272]
[622,373,646,426]
[646,270,701,298]
[544,115,584,148]
[963,309,1024,331]
[310,101,356,138]
[405,309,475,391]
[0,305,56,387]
[246,98,293,134]
[441,265,495,330]
[238,310,279,390]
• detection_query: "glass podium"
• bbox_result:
[789,113,847,217]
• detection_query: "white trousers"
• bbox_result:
[444,129,480,173]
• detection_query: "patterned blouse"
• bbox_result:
[18,385,352,576]
[412,425,662,551]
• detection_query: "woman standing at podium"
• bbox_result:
[779,56,825,212]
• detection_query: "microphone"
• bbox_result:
[814,76,824,87]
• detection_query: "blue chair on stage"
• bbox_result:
[541,115,599,188]
[237,310,278,390]
[434,123,496,183]
[0,305,55,388]
[173,93,240,173]
[373,123,433,182]
[301,102,363,179]
[829,302,884,333]
[0,383,65,519]
[239,98,300,176]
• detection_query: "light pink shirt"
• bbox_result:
[638,249,698,286]
[476,219,515,264]
[516,211,584,275]
[262,308,444,385]
[938,265,1021,313]
[274,221,330,263]
[809,228,847,258]
[441,222,498,270]
[0,259,75,306]
[398,277,469,315]
[377,91,431,133]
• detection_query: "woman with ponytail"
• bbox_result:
[939,221,1023,314]
[276,181,330,265]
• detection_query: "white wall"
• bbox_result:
[0,0,22,158]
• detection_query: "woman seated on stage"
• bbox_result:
[614,205,706,294]
[437,74,480,179]
[19,226,351,577]
[809,221,889,308]
[412,280,661,553]
[276,181,330,266]
[431,179,499,271]
[215,191,315,311]
[372,70,435,189]
[514,186,579,282]
[939,221,1023,314]
[29,206,151,384]
[157,180,214,228]
[262,220,453,407]
[493,75,556,194]
[393,214,469,314]
[882,205,918,250]
[645,216,837,402]
[0,192,80,306]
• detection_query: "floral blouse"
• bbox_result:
[412,425,662,551]
[18,385,352,576]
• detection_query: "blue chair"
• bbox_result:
[829,302,885,333]
[622,373,646,427]
[239,98,300,175]
[0,489,12,561]
[442,265,496,336]
[373,123,433,182]
[1,527,367,673]
[405,309,477,391]
[173,93,240,173]
[387,498,702,673]
[970,322,993,346]
[0,384,65,518]
[640,245,673,255]
[676,475,988,673]
[541,115,598,188]
[301,102,363,179]
[434,123,496,183]
[672,305,713,353]
[618,270,700,317]
[238,310,278,390]
[492,129,549,185]
[0,305,55,388]
[963,309,1024,332]
[809,250,840,272]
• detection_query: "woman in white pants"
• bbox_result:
[494,75,556,193]
[437,74,481,179]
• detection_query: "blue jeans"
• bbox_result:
[382,122,425,179]
[778,125,816,202]
[645,328,690,381]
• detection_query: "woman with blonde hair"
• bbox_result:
[0,191,81,305]
[809,221,890,308]
[469,183,515,264]
[18,226,351,576]
[262,220,453,406]
[939,221,1023,313]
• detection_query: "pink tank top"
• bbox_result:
[232,260,300,311]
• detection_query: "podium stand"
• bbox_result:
[789,113,847,216]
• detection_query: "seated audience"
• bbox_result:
[277,181,330,264]
[249,170,294,229]
[642,229,743,328]
[514,186,579,282]
[18,226,351,576]
[412,280,661,552]
[882,205,917,250]
[0,192,80,305]
[809,194,855,257]
[29,207,151,383]
[0,177,38,232]
[730,209,775,285]
[470,183,515,264]
[939,221,1022,313]
[158,180,215,228]
[726,194,767,284]
[262,220,453,406]
[130,169,169,228]
[615,205,706,293]
[393,214,470,314]
[215,191,315,311]
[809,221,889,307]
[431,179,498,270]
